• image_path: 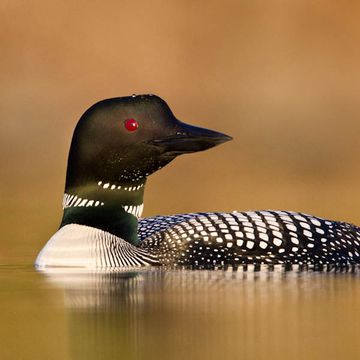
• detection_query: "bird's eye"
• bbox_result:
[124,118,139,132]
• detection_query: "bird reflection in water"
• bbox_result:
[40,269,360,360]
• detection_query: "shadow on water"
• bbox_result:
[37,268,360,360]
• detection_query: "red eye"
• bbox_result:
[124,118,139,132]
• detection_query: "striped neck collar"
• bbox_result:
[59,179,146,246]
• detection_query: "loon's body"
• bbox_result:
[35,95,360,271]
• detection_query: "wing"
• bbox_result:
[138,210,360,270]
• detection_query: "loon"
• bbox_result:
[36,94,360,271]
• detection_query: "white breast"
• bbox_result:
[35,224,158,269]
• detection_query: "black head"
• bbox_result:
[65,94,232,189]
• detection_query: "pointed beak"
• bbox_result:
[148,121,232,155]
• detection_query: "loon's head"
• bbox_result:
[66,94,231,188]
[61,94,231,245]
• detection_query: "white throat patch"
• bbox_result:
[62,194,104,209]
[62,193,144,219]
[122,204,144,219]
[97,181,144,192]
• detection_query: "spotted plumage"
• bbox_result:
[35,95,360,271]
[138,211,360,270]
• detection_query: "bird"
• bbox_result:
[35,94,360,272]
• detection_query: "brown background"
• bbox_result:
[2,0,360,262]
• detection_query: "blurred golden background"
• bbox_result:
[2,0,360,263]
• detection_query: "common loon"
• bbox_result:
[36,94,360,271]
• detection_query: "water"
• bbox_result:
[1,266,360,360]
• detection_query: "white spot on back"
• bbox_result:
[286,224,297,232]
[246,241,254,249]
[259,241,267,249]
[311,219,322,226]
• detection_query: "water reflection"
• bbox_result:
[41,269,360,360]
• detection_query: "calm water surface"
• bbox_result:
[1,265,360,360]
